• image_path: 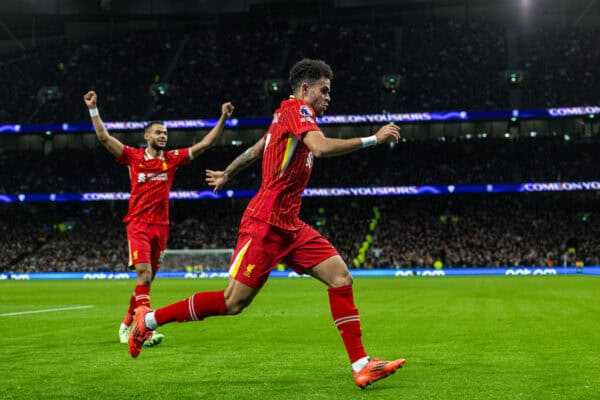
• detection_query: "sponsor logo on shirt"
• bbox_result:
[138,172,168,183]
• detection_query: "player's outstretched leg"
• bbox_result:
[310,255,406,388]
[353,358,406,389]
[128,306,153,358]
[329,284,406,388]
[127,290,229,358]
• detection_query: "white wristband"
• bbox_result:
[89,108,99,118]
[360,135,377,148]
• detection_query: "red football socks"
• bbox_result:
[134,284,151,308]
[155,290,227,326]
[328,285,367,363]
[122,292,136,326]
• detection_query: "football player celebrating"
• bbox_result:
[84,90,234,347]
[128,59,404,388]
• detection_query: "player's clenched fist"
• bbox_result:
[374,123,400,145]
[83,91,97,109]
[221,102,235,118]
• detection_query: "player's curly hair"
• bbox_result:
[288,59,333,94]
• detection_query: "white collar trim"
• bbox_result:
[144,148,165,160]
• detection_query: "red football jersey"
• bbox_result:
[244,96,320,230]
[116,146,192,225]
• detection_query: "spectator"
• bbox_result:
[2,193,598,272]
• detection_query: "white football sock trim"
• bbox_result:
[145,311,158,330]
[352,356,370,372]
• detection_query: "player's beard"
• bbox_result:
[150,140,166,151]
[314,107,326,117]
[316,102,328,117]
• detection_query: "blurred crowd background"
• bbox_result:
[1,1,599,273]
[2,191,598,273]
[1,18,598,123]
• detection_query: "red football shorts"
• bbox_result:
[126,221,169,271]
[229,217,339,288]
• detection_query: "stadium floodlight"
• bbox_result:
[581,213,590,222]
[36,86,62,105]
[149,83,171,97]
[263,79,285,95]
[505,70,524,88]
[381,74,402,93]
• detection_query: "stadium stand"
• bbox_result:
[1,9,599,273]
[1,136,598,193]
[0,18,598,123]
[2,192,598,273]
[519,27,600,108]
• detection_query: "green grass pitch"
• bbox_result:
[1,276,598,399]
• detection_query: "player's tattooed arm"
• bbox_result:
[83,91,124,157]
[205,137,265,192]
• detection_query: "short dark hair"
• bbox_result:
[144,121,165,133]
[288,58,333,94]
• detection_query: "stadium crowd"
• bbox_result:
[0,18,598,124]
[2,193,598,273]
[519,27,600,108]
[2,14,599,274]
[366,194,600,268]
[1,136,598,194]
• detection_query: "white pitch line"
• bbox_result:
[0,305,94,317]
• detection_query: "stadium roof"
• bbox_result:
[1,0,599,16]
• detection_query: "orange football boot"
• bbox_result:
[353,357,406,389]
[128,306,153,358]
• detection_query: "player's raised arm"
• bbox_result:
[205,137,265,192]
[190,102,235,159]
[83,91,124,157]
[302,123,400,158]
